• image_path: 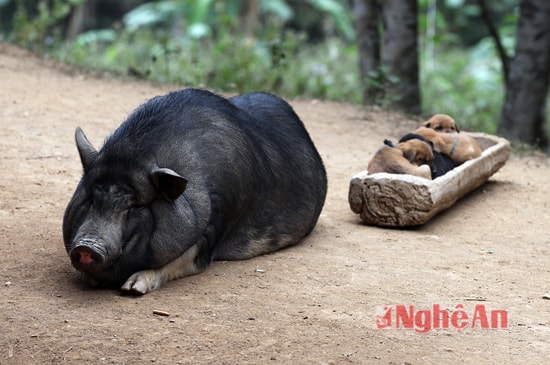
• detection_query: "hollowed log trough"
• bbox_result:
[348,133,511,227]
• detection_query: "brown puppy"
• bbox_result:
[367,139,434,180]
[421,114,459,133]
[413,127,481,165]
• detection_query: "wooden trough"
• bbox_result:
[348,133,511,227]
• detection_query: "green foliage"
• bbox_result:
[58,22,360,102]
[418,0,520,132]
[8,0,84,50]
[361,66,401,107]
[305,0,354,40]
[422,43,505,133]
[54,0,360,103]
[280,38,360,102]
[3,0,540,137]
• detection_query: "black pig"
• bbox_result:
[63,89,327,294]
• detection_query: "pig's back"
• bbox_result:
[101,89,326,260]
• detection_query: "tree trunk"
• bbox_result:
[239,0,259,37]
[66,1,89,41]
[381,0,421,114]
[498,0,550,149]
[477,0,510,83]
[65,0,146,40]
[352,0,381,104]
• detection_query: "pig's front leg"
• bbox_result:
[121,244,202,294]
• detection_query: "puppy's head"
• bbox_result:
[396,139,434,166]
[421,114,459,133]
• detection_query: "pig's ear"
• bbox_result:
[75,127,98,170]
[151,168,188,201]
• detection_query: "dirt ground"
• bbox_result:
[1,42,549,364]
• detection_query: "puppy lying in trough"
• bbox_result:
[349,117,510,227]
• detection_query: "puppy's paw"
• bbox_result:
[417,165,432,180]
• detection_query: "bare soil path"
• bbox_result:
[1,43,549,364]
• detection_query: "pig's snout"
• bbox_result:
[69,241,107,271]
[73,248,92,264]
[71,246,101,264]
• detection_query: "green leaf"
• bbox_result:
[75,29,116,46]
[260,0,294,21]
[123,1,178,31]
[188,23,210,39]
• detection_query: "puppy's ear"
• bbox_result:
[420,121,430,128]
[402,148,416,163]
[425,139,435,150]
[455,124,460,133]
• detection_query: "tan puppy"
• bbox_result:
[367,139,434,180]
[414,127,481,165]
[421,114,460,133]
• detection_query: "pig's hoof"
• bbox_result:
[121,270,160,295]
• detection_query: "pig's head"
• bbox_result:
[63,128,189,286]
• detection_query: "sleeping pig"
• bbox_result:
[63,88,327,294]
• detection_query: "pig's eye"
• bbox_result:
[128,199,142,209]
[126,201,144,213]
[126,203,146,221]
[127,205,140,212]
